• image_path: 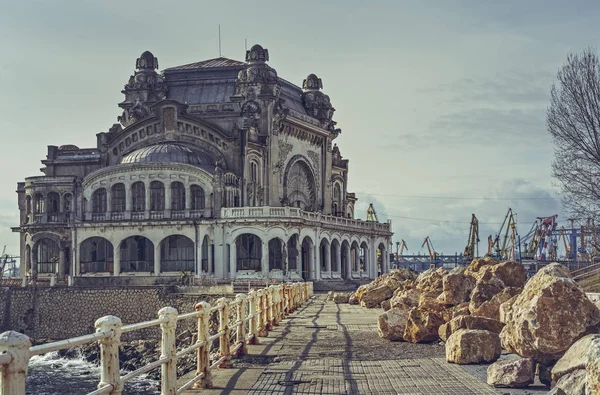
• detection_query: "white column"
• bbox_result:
[197,238,203,276]
[370,243,377,279]
[113,243,120,276]
[185,184,192,210]
[326,243,331,275]
[314,245,320,280]
[262,242,269,278]
[336,244,342,276]
[154,244,161,275]
[145,184,151,219]
[344,247,351,280]
[207,243,213,275]
[229,243,237,279]
[165,182,172,217]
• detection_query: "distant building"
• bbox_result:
[12,45,392,285]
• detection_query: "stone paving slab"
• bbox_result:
[182,295,546,394]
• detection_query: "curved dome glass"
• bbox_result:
[120,144,213,166]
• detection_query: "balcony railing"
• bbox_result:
[160,259,194,272]
[111,212,125,221]
[131,211,145,220]
[221,206,392,232]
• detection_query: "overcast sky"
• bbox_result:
[0,0,597,257]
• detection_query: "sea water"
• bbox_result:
[26,352,159,395]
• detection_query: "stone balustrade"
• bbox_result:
[0,282,312,394]
[221,206,392,232]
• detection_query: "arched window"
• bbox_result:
[63,194,72,212]
[80,237,114,273]
[120,236,154,272]
[47,192,60,214]
[236,234,262,271]
[36,238,60,274]
[171,182,185,211]
[34,193,45,214]
[150,181,165,211]
[160,235,194,272]
[250,161,258,182]
[111,184,126,212]
[333,183,342,216]
[92,189,107,213]
[190,185,205,210]
[131,182,145,212]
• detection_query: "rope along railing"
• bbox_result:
[0,282,312,395]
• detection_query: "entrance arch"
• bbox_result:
[160,235,194,272]
[301,236,313,280]
[120,236,154,273]
[360,241,369,276]
[319,239,330,274]
[268,238,283,271]
[331,239,340,273]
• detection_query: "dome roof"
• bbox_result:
[120,144,213,166]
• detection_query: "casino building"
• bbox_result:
[12,45,393,284]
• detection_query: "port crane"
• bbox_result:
[395,239,408,261]
[421,236,438,266]
[463,214,479,263]
[489,208,518,261]
[0,246,18,279]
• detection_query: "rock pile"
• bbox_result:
[365,258,524,351]
[352,260,600,393]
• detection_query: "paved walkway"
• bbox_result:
[181,295,540,395]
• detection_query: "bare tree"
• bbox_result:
[548,49,600,218]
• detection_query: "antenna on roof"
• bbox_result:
[218,24,222,57]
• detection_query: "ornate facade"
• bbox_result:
[12,45,393,284]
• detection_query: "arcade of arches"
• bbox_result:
[24,230,390,281]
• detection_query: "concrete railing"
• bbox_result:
[0,282,312,394]
[221,206,392,232]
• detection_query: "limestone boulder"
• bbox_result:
[348,293,359,305]
[390,288,421,310]
[466,257,499,278]
[486,358,535,388]
[381,299,391,311]
[554,369,587,395]
[445,329,501,364]
[551,334,600,382]
[470,286,522,321]
[377,307,410,341]
[382,276,401,293]
[489,260,527,288]
[438,315,504,342]
[469,276,505,312]
[437,272,476,306]
[586,337,600,395]
[451,303,471,318]
[415,267,447,297]
[360,285,393,308]
[546,387,567,395]
[403,307,445,343]
[390,268,418,282]
[333,292,350,304]
[499,263,600,364]
[419,297,453,322]
[499,294,519,324]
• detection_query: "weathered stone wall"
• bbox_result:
[1,286,225,341]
